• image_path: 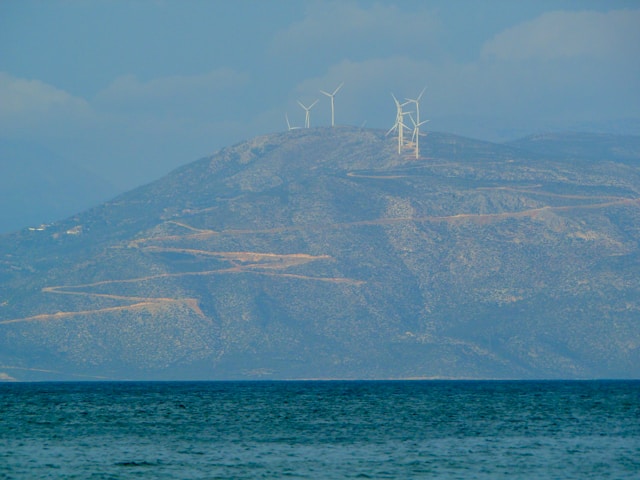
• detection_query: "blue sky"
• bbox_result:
[1,0,639,191]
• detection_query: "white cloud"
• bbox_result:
[0,72,91,133]
[96,68,249,115]
[0,70,252,189]
[288,30,639,140]
[270,1,441,61]
[481,9,640,61]
[287,57,467,133]
[273,7,639,138]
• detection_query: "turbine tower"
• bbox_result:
[408,113,429,159]
[320,82,344,127]
[297,99,319,128]
[387,93,410,154]
[405,86,427,127]
[404,86,428,158]
[285,113,300,131]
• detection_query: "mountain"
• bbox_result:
[1,127,639,381]
[508,132,640,165]
[0,140,117,234]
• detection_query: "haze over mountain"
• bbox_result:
[0,141,116,234]
[1,128,638,381]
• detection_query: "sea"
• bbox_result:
[0,380,638,479]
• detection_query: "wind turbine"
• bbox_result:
[285,113,300,131]
[404,86,428,158]
[387,93,411,154]
[320,82,344,127]
[405,86,427,130]
[408,113,430,159]
[297,99,319,128]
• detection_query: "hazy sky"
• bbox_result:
[1,0,639,190]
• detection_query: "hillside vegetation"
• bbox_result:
[1,127,639,380]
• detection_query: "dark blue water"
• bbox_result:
[1,381,638,479]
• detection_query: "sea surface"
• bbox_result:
[0,380,638,479]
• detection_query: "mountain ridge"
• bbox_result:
[1,127,639,381]
[0,140,117,234]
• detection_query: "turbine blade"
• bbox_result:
[333,82,344,95]
[309,99,319,109]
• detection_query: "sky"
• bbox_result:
[1,0,639,192]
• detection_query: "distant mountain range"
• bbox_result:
[0,141,117,234]
[1,127,638,381]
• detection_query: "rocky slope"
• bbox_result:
[1,127,639,380]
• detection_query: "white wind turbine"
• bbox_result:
[320,82,344,127]
[404,86,428,158]
[408,113,430,159]
[405,86,427,127]
[387,93,411,154]
[297,99,319,128]
[285,113,300,131]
